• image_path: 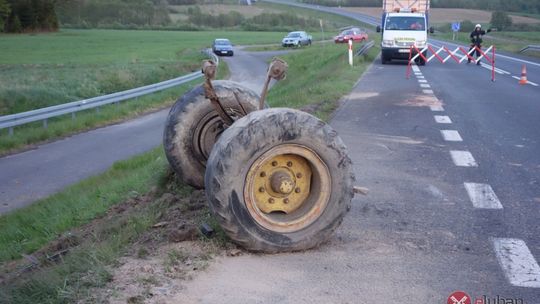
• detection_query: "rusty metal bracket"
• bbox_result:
[259,58,288,110]
[202,60,234,126]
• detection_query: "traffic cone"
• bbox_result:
[519,65,528,85]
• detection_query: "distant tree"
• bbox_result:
[0,0,10,32]
[490,11,512,30]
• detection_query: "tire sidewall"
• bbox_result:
[206,108,354,251]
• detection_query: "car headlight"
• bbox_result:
[382,40,394,47]
[416,40,426,48]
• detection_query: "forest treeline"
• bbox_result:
[1,0,58,32]
[0,0,171,32]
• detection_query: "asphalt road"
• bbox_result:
[0,48,280,215]
[179,61,540,304]
[174,2,540,303]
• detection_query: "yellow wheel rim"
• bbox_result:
[244,144,331,233]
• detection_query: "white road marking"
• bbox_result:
[441,130,463,142]
[450,150,478,167]
[412,66,420,72]
[420,84,431,88]
[493,238,540,288]
[430,105,444,112]
[511,76,539,86]
[434,115,452,124]
[480,62,510,75]
[423,89,434,94]
[418,79,427,83]
[464,183,502,209]
[417,75,425,79]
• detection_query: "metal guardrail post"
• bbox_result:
[520,45,540,53]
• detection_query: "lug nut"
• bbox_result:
[295,187,301,193]
[284,198,289,204]
[260,172,266,177]
[259,187,265,193]
[269,198,275,204]
[287,161,293,167]
[296,173,302,178]
[271,161,278,167]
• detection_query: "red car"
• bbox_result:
[334,28,368,43]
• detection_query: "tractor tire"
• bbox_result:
[163,80,260,189]
[204,108,355,252]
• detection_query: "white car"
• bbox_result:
[282,31,312,47]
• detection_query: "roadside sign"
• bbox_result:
[451,22,461,40]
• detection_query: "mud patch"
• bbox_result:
[398,94,443,108]
[347,92,380,100]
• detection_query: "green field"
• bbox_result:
[0,29,286,115]
[0,29,288,155]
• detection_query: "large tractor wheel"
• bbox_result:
[204,108,355,252]
[163,80,260,189]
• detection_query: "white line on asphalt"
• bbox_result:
[412,66,420,72]
[430,105,445,112]
[417,75,425,79]
[441,130,463,142]
[450,150,478,167]
[418,79,427,83]
[434,115,452,124]
[511,76,539,86]
[480,62,510,75]
[420,84,431,88]
[493,238,540,288]
[415,72,422,75]
[464,183,502,209]
[423,89,434,94]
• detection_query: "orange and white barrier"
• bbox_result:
[406,44,496,81]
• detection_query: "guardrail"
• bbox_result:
[0,50,218,136]
[355,40,375,56]
[520,45,540,53]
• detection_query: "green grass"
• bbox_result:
[0,147,170,263]
[0,35,379,304]
[267,41,379,121]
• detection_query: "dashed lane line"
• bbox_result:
[493,238,540,288]
[423,89,434,94]
[430,105,444,112]
[420,84,431,88]
[434,115,452,124]
[441,130,463,142]
[464,183,503,209]
[450,150,478,167]
[418,79,427,83]
[511,76,539,86]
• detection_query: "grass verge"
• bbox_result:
[267,41,379,121]
[0,40,378,304]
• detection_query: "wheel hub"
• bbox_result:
[244,144,331,233]
[251,154,311,215]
